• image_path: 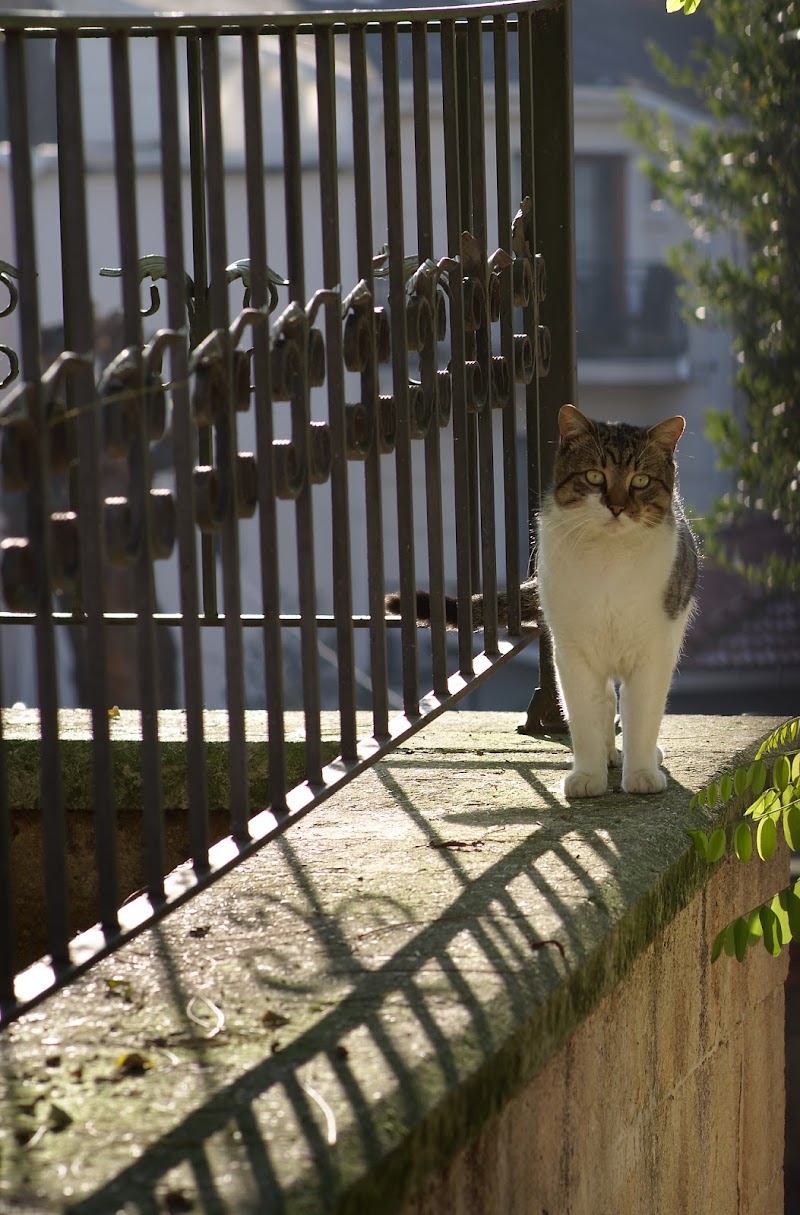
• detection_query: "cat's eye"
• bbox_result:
[631,473,650,489]
[585,470,605,486]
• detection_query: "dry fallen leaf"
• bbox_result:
[115,1052,153,1077]
[261,1009,290,1029]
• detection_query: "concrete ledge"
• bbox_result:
[3,709,349,810]
[8,710,357,971]
[0,713,788,1214]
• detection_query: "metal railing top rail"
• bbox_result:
[0,0,562,34]
[0,0,575,1023]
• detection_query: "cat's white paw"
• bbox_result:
[564,769,608,798]
[623,767,667,795]
[607,746,622,768]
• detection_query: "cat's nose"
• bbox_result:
[607,504,625,517]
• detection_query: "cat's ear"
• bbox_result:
[648,415,685,453]
[558,404,595,443]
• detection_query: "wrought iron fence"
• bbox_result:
[0,0,575,1023]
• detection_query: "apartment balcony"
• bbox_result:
[577,259,691,386]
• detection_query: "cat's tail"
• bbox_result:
[385,579,539,631]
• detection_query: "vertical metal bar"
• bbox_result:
[315,26,357,760]
[158,30,210,865]
[280,27,323,782]
[518,9,541,517]
[382,22,418,717]
[350,26,389,739]
[411,21,448,700]
[241,29,288,810]
[520,0,574,734]
[456,27,480,595]
[493,15,521,635]
[56,32,117,951]
[201,30,251,834]
[534,0,576,728]
[186,35,217,618]
[440,20,473,677]
[455,28,472,255]
[533,0,577,433]
[5,33,66,983]
[518,5,548,733]
[111,31,166,900]
[202,35,230,333]
[467,18,499,655]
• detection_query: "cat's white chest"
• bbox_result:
[537,510,678,674]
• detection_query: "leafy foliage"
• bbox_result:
[688,717,800,960]
[629,1,800,589]
[666,0,703,12]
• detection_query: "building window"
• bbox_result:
[575,155,627,354]
[575,155,685,359]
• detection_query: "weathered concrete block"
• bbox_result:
[408,846,788,1215]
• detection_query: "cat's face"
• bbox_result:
[551,405,684,532]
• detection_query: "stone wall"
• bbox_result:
[0,713,789,1214]
[406,841,787,1215]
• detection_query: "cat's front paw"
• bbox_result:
[564,769,608,798]
[622,767,667,795]
[607,746,622,769]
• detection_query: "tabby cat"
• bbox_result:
[387,404,698,798]
[538,404,698,797]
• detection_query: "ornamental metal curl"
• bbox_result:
[0,260,22,389]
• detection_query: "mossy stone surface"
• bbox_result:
[3,708,349,811]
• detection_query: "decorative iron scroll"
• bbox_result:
[0,260,21,390]
[0,207,547,613]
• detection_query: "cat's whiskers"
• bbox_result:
[548,512,598,553]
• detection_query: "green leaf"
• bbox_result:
[706,782,718,808]
[791,752,800,782]
[733,766,749,797]
[683,0,702,11]
[757,729,780,760]
[787,887,800,941]
[711,928,726,963]
[774,892,792,941]
[707,827,726,863]
[719,774,733,803]
[665,0,684,9]
[734,821,753,863]
[688,829,710,861]
[747,789,780,820]
[773,754,791,792]
[697,786,708,809]
[748,760,767,798]
[722,921,737,957]
[733,915,750,961]
[756,815,777,861]
[784,804,800,850]
[760,905,782,956]
[746,908,763,939]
